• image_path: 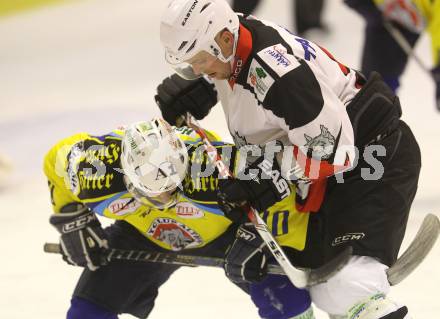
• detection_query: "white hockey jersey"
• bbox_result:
[213,16,369,211]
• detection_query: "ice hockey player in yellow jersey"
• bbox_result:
[44,118,314,319]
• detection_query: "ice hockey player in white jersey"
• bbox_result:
[155,0,422,318]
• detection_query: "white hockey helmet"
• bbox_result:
[120,119,189,209]
[160,0,239,79]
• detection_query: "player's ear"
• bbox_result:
[217,29,234,57]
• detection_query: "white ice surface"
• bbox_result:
[0,0,438,318]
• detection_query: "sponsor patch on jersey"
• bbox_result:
[257,44,300,77]
[147,217,203,250]
[247,59,275,101]
[175,202,204,219]
[108,197,141,216]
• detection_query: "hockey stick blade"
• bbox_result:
[387,213,440,286]
[43,242,351,286]
[307,245,353,285]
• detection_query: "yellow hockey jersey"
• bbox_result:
[43,126,310,252]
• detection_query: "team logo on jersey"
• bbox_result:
[304,125,336,160]
[247,59,275,101]
[232,131,248,148]
[108,197,141,216]
[147,217,203,250]
[175,202,204,219]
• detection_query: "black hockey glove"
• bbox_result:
[224,224,269,283]
[49,204,109,271]
[218,155,291,215]
[155,73,217,126]
[432,66,440,111]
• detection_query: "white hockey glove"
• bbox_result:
[49,204,109,271]
[224,224,269,283]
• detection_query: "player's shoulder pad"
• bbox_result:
[247,44,301,101]
[44,132,90,169]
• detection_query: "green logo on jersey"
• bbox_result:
[256,67,266,78]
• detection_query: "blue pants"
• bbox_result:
[250,274,311,319]
[67,297,117,319]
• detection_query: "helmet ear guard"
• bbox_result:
[120,119,189,208]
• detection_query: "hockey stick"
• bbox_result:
[44,212,438,286]
[383,20,431,75]
[182,114,351,288]
[43,242,350,284]
[386,213,440,285]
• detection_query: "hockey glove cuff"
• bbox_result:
[49,205,109,271]
[224,224,269,283]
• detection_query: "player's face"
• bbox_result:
[186,51,232,80]
[125,176,178,210]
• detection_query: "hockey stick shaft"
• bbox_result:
[44,213,440,285]
[44,212,439,286]
[44,241,351,285]
[183,114,351,288]
[43,243,284,275]
[383,20,431,74]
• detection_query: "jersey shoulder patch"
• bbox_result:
[247,59,275,101]
[256,43,301,77]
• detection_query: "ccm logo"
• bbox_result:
[62,214,96,233]
[332,233,365,246]
[237,227,256,242]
